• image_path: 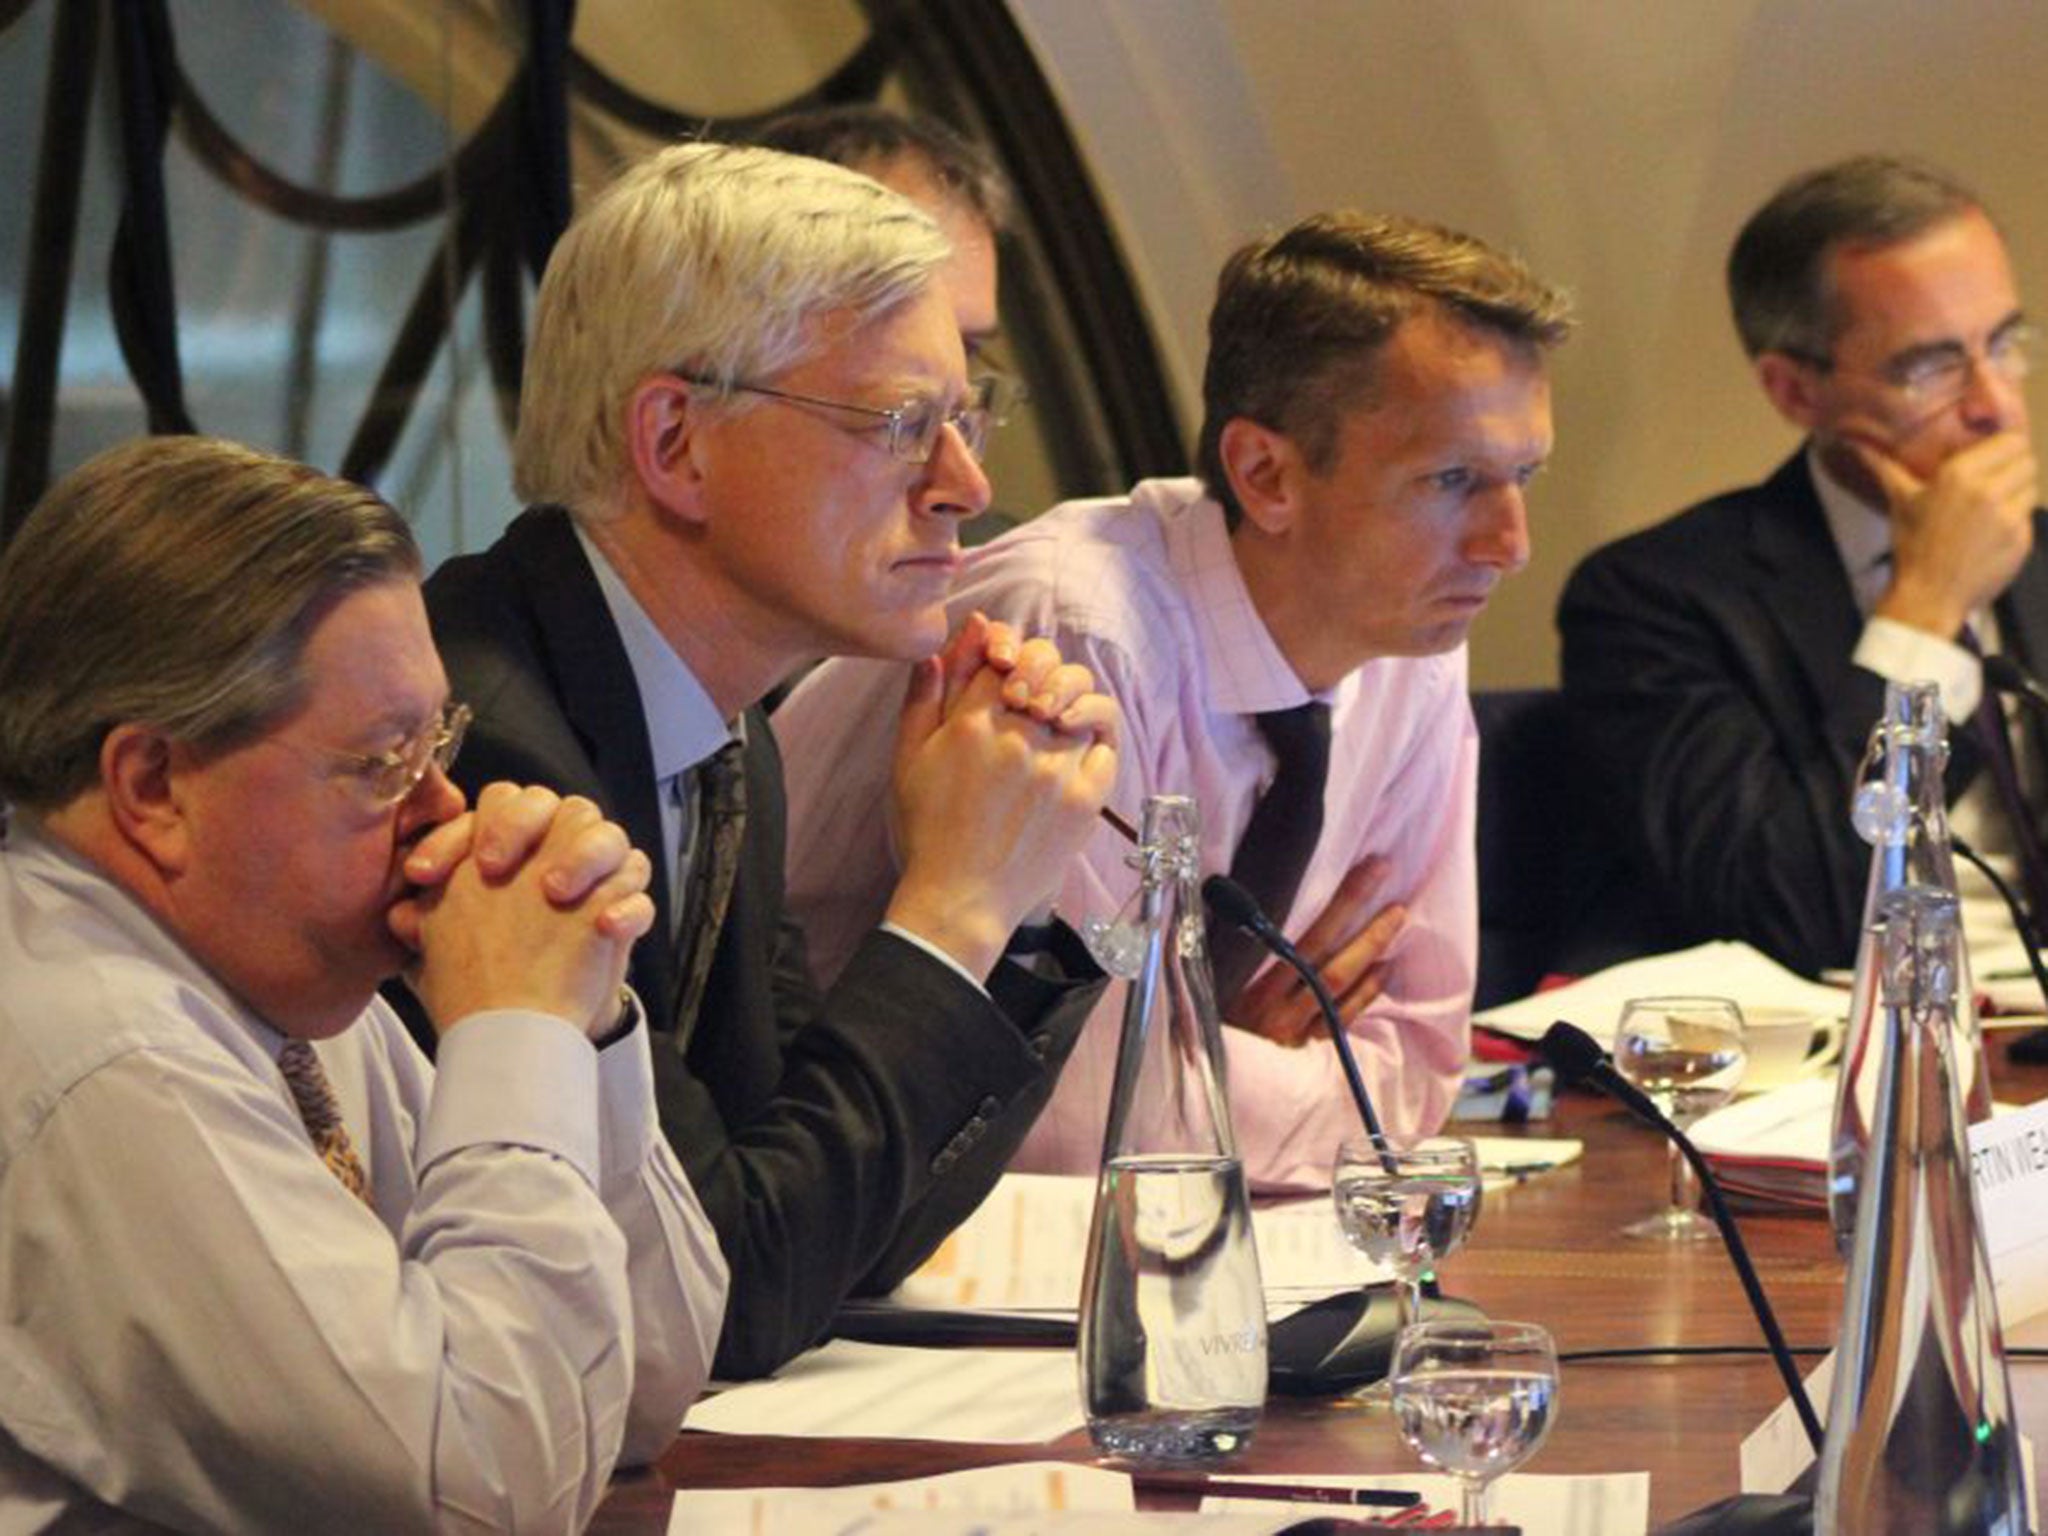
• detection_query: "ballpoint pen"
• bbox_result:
[1138,1478,1422,1508]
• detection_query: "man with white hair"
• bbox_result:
[424,142,1119,1378]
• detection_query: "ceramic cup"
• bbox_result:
[1738,1005,1844,1091]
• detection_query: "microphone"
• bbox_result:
[1536,1021,1824,1451]
[1201,874,1385,1144]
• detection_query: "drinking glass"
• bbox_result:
[1332,1135,1482,1366]
[1613,995,1746,1241]
[1390,1318,1558,1527]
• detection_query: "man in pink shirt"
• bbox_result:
[775,212,1572,1188]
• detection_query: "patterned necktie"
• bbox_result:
[1963,632,2048,930]
[672,738,748,1040]
[1208,701,1333,1006]
[276,1039,371,1203]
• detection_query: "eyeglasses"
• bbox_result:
[333,702,470,805]
[1794,321,2036,407]
[678,371,1016,464]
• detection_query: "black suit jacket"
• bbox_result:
[1557,451,2048,977]
[422,506,1103,1376]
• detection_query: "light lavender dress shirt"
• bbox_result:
[0,823,728,1534]
[775,478,1474,1190]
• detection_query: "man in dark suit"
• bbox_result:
[425,142,1118,1378]
[1560,155,2048,976]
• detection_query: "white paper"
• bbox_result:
[894,1175,1093,1312]
[1687,1076,1834,1167]
[893,1174,1405,1318]
[667,1464,1132,1536]
[1739,1352,1834,1495]
[1202,1470,1648,1534]
[1470,1134,1585,1189]
[748,1517,1335,1536]
[689,1341,1081,1443]
[1477,942,1845,1043]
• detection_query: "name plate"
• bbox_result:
[1972,1098,2048,1327]
[1742,1099,2048,1498]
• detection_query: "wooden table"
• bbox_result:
[593,1036,2048,1532]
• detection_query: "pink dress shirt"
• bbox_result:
[774,478,1475,1190]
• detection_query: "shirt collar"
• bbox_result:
[1809,443,1894,616]
[572,522,734,780]
[1155,481,1322,716]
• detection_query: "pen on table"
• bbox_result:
[1140,1479,1421,1508]
[1501,1159,1558,1179]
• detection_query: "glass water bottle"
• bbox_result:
[1077,794,1267,1464]
[1829,680,1992,1255]
[1815,885,2025,1534]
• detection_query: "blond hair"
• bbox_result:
[513,141,951,516]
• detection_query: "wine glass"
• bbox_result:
[1613,996,1747,1241]
[1332,1135,1483,1377]
[1390,1318,1558,1527]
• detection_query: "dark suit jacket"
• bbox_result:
[422,506,1103,1377]
[1557,451,2048,977]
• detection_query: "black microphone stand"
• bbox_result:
[1537,1021,1825,1452]
[1957,652,2048,1057]
[1950,834,2048,1008]
[1201,874,1386,1145]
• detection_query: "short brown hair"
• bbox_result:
[1727,155,1984,361]
[751,104,1014,233]
[1197,212,1573,528]
[0,436,418,811]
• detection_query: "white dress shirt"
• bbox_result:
[0,823,728,1534]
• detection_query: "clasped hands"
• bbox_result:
[885,612,1122,979]
[392,782,654,1041]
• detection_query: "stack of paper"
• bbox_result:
[1686,1077,1833,1209]
[1476,942,1845,1047]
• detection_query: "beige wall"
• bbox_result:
[1009,0,2048,686]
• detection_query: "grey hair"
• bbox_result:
[0,435,419,811]
[513,141,951,516]
[1197,211,1573,529]
[1727,155,1985,360]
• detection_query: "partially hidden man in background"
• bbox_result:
[776,212,1572,1189]
[0,436,726,1533]
[421,142,1120,1378]
[1561,155,2048,978]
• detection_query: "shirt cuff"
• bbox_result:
[593,991,662,1195]
[879,920,990,995]
[1854,615,1980,721]
[422,1009,601,1187]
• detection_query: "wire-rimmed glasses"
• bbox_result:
[675,371,1014,463]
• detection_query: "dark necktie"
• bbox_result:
[672,738,748,1039]
[277,1040,371,1204]
[1208,702,1332,1006]
[1963,633,2048,930]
